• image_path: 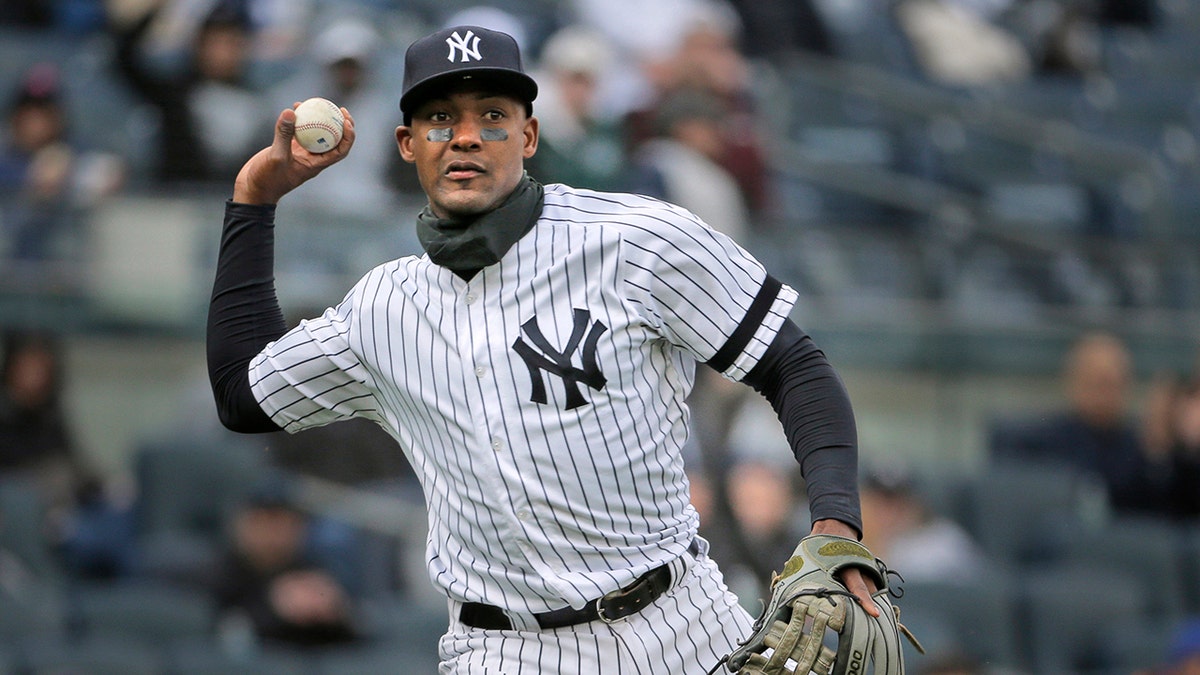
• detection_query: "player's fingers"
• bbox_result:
[272,107,298,157]
[337,107,355,150]
[841,568,881,617]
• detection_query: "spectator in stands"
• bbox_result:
[212,474,361,649]
[0,331,82,504]
[1027,2,1105,77]
[893,0,1033,86]
[1158,377,1200,519]
[859,466,985,582]
[271,14,410,217]
[567,0,733,119]
[1098,0,1157,27]
[990,331,1170,515]
[111,0,270,185]
[666,3,772,219]
[0,62,124,261]
[614,3,773,225]
[524,25,627,192]
[0,0,105,32]
[0,330,136,579]
[629,87,752,243]
[725,0,837,60]
[0,0,53,27]
[569,0,774,221]
[691,457,805,610]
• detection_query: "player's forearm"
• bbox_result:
[206,201,287,433]
[743,320,863,536]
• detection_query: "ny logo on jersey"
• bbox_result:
[512,308,607,410]
[445,30,483,63]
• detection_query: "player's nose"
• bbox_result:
[449,118,483,150]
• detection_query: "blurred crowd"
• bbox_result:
[0,0,1170,269]
[0,0,1193,673]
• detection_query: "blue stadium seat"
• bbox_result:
[72,579,216,643]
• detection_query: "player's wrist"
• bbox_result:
[232,177,283,206]
[809,518,861,540]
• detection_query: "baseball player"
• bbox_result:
[207,25,877,673]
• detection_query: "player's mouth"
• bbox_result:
[445,161,485,180]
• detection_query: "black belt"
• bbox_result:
[460,540,700,630]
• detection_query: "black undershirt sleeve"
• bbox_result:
[740,319,863,536]
[206,201,288,433]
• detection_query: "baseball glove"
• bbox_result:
[719,534,922,675]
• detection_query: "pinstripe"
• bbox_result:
[249,184,792,670]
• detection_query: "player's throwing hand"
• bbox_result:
[233,104,355,205]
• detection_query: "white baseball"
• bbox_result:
[293,97,345,154]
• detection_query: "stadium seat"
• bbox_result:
[133,437,270,542]
[314,643,441,675]
[895,572,1022,669]
[961,459,1108,568]
[984,181,1090,232]
[889,604,957,671]
[0,476,66,585]
[1181,525,1200,614]
[356,594,448,650]
[72,579,216,643]
[1060,515,1189,621]
[1020,565,1149,673]
[17,633,163,675]
[0,582,68,643]
[164,635,310,675]
[1094,614,1177,675]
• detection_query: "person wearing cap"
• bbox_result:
[269,15,410,226]
[207,24,869,672]
[523,26,628,192]
[0,62,125,261]
[111,0,269,184]
[211,474,361,649]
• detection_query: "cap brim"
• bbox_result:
[400,68,537,116]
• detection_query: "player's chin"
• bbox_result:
[434,186,504,219]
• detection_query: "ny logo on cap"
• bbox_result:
[445,30,483,63]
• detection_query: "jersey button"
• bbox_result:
[516,509,530,521]
[464,293,477,305]
[475,366,487,378]
[491,438,503,450]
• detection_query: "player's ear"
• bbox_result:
[396,125,416,163]
[522,116,538,159]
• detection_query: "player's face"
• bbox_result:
[397,87,538,220]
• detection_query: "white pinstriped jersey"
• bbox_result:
[248,184,798,614]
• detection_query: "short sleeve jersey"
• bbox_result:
[248,184,798,612]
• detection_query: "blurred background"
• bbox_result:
[1,0,1199,673]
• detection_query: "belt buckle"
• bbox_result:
[595,594,626,625]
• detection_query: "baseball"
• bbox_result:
[293,97,344,154]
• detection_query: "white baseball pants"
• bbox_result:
[438,551,754,674]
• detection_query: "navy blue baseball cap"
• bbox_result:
[400,25,538,121]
